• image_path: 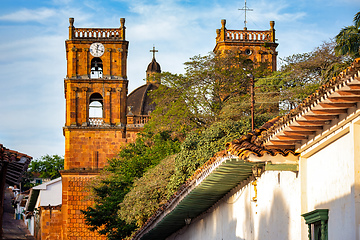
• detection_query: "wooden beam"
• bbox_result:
[311,109,347,115]
[296,120,327,126]
[283,130,315,136]
[327,97,360,103]
[319,103,356,108]
[288,126,323,131]
[269,139,299,144]
[336,90,360,96]
[277,135,308,140]
[302,115,336,121]
[348,85,360,90]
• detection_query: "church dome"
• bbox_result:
[146,58,161,73]
[127,83,158,116]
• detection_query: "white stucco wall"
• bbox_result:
[305,131,356,240]
[33,178,62,207]
[167,170,300,240]
[39,179,62,206]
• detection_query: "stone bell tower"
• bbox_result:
[61,17,129,239]
[214,19,278,71]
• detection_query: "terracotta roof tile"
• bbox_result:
[226,116,298,159]
[258,58,360,145]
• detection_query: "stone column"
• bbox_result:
[70,87,78,125]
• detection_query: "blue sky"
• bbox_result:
[0,0,359,160]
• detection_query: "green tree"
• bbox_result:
[28,154,64,179]
[255,40,350,113]
[335,11,360,58]
[22,154,64,190]
[118,155,176,228]
[146,51,271,135]
[82,131,181,240]
[166,118,258,196]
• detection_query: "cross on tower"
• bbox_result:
[238,0,253,29]
[150,45,158,59]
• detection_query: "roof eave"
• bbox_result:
[134,154,264,240]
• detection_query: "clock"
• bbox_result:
[245,49,253,55]
[90,42,105,57]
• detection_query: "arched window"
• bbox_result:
[89,93,103,126]
[90,58,103,79]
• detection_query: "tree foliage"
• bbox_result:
[28,154,63,177]
[146,51,271,135]
[82,131,181,240]
[166,118,263,196]
[21,154,64,190]
[256,40,350,113]
[118,155,176,228]
[335,11,360,58]
[27,154,64,179]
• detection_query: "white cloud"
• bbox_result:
[0,8,57,22]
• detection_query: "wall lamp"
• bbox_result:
[252,165,263,179]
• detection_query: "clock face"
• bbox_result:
[90,42,105,57]
[245,49,253,55]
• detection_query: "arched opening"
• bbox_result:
[89,93,103,126]
[90,58,103,79]
[243,59,254,70]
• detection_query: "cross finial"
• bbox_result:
[150,45,158,60]
[238,0,253,29]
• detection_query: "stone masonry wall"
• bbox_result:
[64,128,127,170]
[39,206,63,240]
[62,173,107,240]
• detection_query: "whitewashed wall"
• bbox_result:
[304,131,356,240]
[39,179,62,206]
[167,170,300,240]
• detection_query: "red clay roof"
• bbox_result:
[0,144,32,186]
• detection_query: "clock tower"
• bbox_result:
[61,17,129,239]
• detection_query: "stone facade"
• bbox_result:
[61,172,106,240]
[61,18,131,240]
[38,205,63,240]
[64,128,127,170]
[214,19,278,71]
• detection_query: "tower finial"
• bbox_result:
[238,0,253,29]
[150,45,158,60]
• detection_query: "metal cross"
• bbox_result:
[238,0,253,29]
[150,45,158,59]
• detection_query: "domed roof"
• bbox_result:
[146,58,161,73]
[127,83,158,116]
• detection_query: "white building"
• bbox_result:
[24,177,62,237]
[133,59,360,240]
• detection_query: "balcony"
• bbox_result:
[89,118,104,126]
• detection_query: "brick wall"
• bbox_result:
[61,172,107,240]
[64,128,127,170]
[39,205,63,240]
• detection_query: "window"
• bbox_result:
[89,93,103,126]
[302,209,328,240]
[90,57,103,79]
